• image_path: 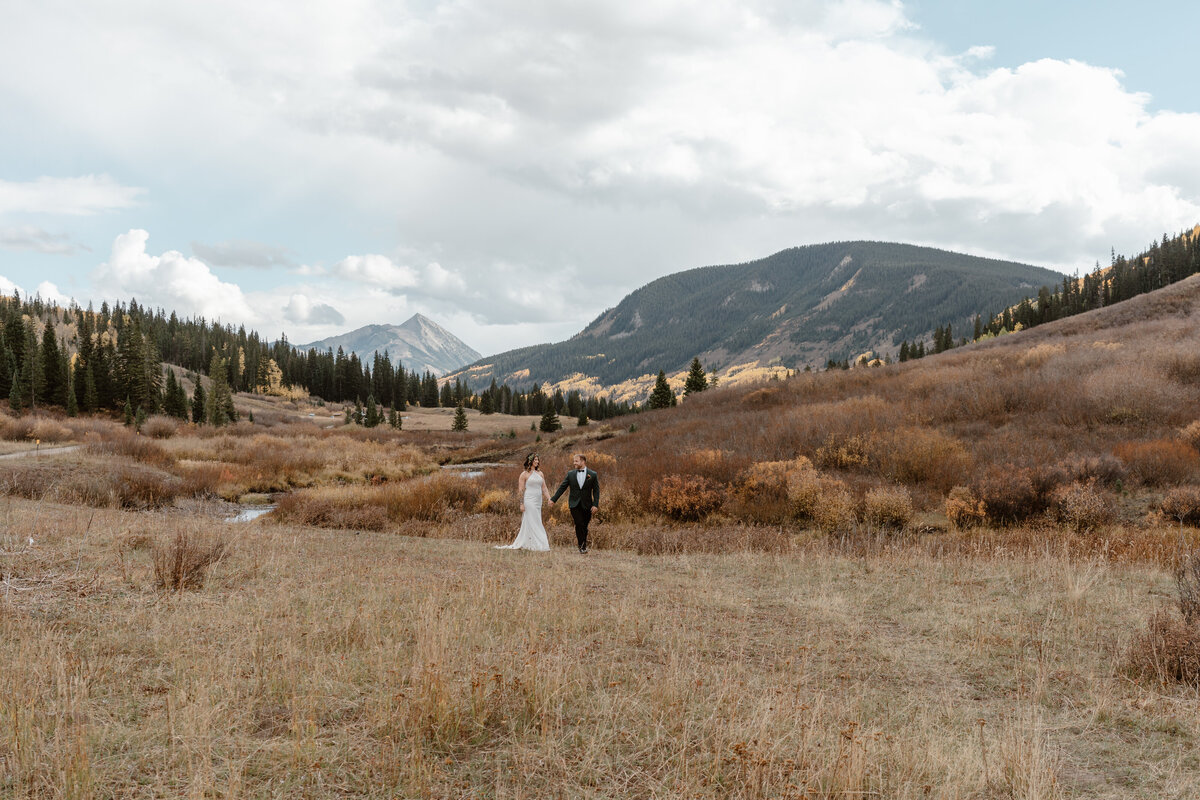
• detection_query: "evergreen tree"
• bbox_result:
[364,394,381,428]
[66,366,78,417]
[899,341,909,362]
[683,357,708,396]
[20,321,43,409]
[538,404,561,433]
[83,364,98,413]
[205,352,234,426]
[123,397,133,426]
[8,365,21,411]
[452,401,469,431]
[191,382,205,423]
[40,325,62,406]
[648,370,674,410]
[135,405,147,431]
[577,410,589,427]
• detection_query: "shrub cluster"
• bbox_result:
[1160,486,1200,527]
[1181,420,1200,451]
[861,486,914,530]
[1113,439,1200,486]
[1050,480,1113,533]
[1128,552,1200,687]
[648,474,724,522]
[945,486,986,529]
[786,469,856,532]
[153,530,229,591]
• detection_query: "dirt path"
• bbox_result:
[0,444,81,460]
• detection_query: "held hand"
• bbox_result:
[520,503,525,512]
[590,506,598,515]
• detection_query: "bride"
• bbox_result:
[495,453,553,551]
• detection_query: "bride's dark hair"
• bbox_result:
[523,453,539,471]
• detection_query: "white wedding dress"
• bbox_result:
[495,471,550,551]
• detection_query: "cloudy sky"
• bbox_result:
[2,0,1199,356]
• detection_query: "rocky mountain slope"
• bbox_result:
[300,313,481,376]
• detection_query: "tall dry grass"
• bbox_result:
[1,498,1197,797]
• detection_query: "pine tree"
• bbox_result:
[538,404,561,433]
[192,382,206,424]
[123,397,133,426]
[8,364,21,411]
[364,394,380,428]
[683,357,708,396]
[899,341,909,362]
[66,365,78,417]
[41,326,62,406]
[205,352,234,426]
[452,401,469,431]
[577,410,589,427]
[83,364,98,413]
[648,370,674,410]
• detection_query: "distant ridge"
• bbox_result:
[300,313,481,376]
[448,240,1064,394]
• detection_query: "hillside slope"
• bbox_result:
[454,241,1062,393]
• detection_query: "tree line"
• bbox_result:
[0,293,640,425]
[889,227,1200,364]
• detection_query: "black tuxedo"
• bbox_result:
[552,468,599,550]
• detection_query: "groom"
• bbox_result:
[551,453,600,553]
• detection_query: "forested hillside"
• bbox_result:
[452,241,1064,389]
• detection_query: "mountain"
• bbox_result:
[450,241,1064,396]
[300,314,482,376]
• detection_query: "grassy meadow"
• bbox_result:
[4,274,1200,796]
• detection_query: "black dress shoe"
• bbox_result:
[579,546,586,553]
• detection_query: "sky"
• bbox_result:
[2,0,1199,357]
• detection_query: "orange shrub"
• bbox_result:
[1113,439,1200,485]
[86,430,175,468]
[476,489,511,514]
[648,474,724,522]
[729,458,812,525]
[862,486,914,530]
[945,486,986,529]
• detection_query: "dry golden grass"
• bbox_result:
[3,497,1199,797]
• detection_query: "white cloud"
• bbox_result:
[35,281,74,306]
[335,254,419,290]
[5,0,1200,353]
[93,229,256,322]
[0,274,23,296]
[0,175,143,216]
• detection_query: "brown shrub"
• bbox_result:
[1113,439,1200,486]
[273,487,392,530]
[0,458,183,509]
[1179,552,1200,626]
[1050,480,1113,533]
[945,486,986,529]
[153,530,229,591]
[786,470,856,532]
[141,415,179,439]
[1059,454,1129,487]
[384,475,480,522]
[581,451,617,471]
[729,458,812,525]
[813,488,857,533]
[875,427,972,491]
[741,387,785,408]
[1181,421,1200,451]
[861,486,913,530]
[974,465,1041,525]
[1162,350,1200,386]
[0,415,73,443]
[814,433,872,471]
[597,484,643,523]
[1161,486,1200,527]
[86,430,175,468]
[1127,610,1200,686]
[648,474,724,522]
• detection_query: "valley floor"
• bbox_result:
[3,499,1197,798]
